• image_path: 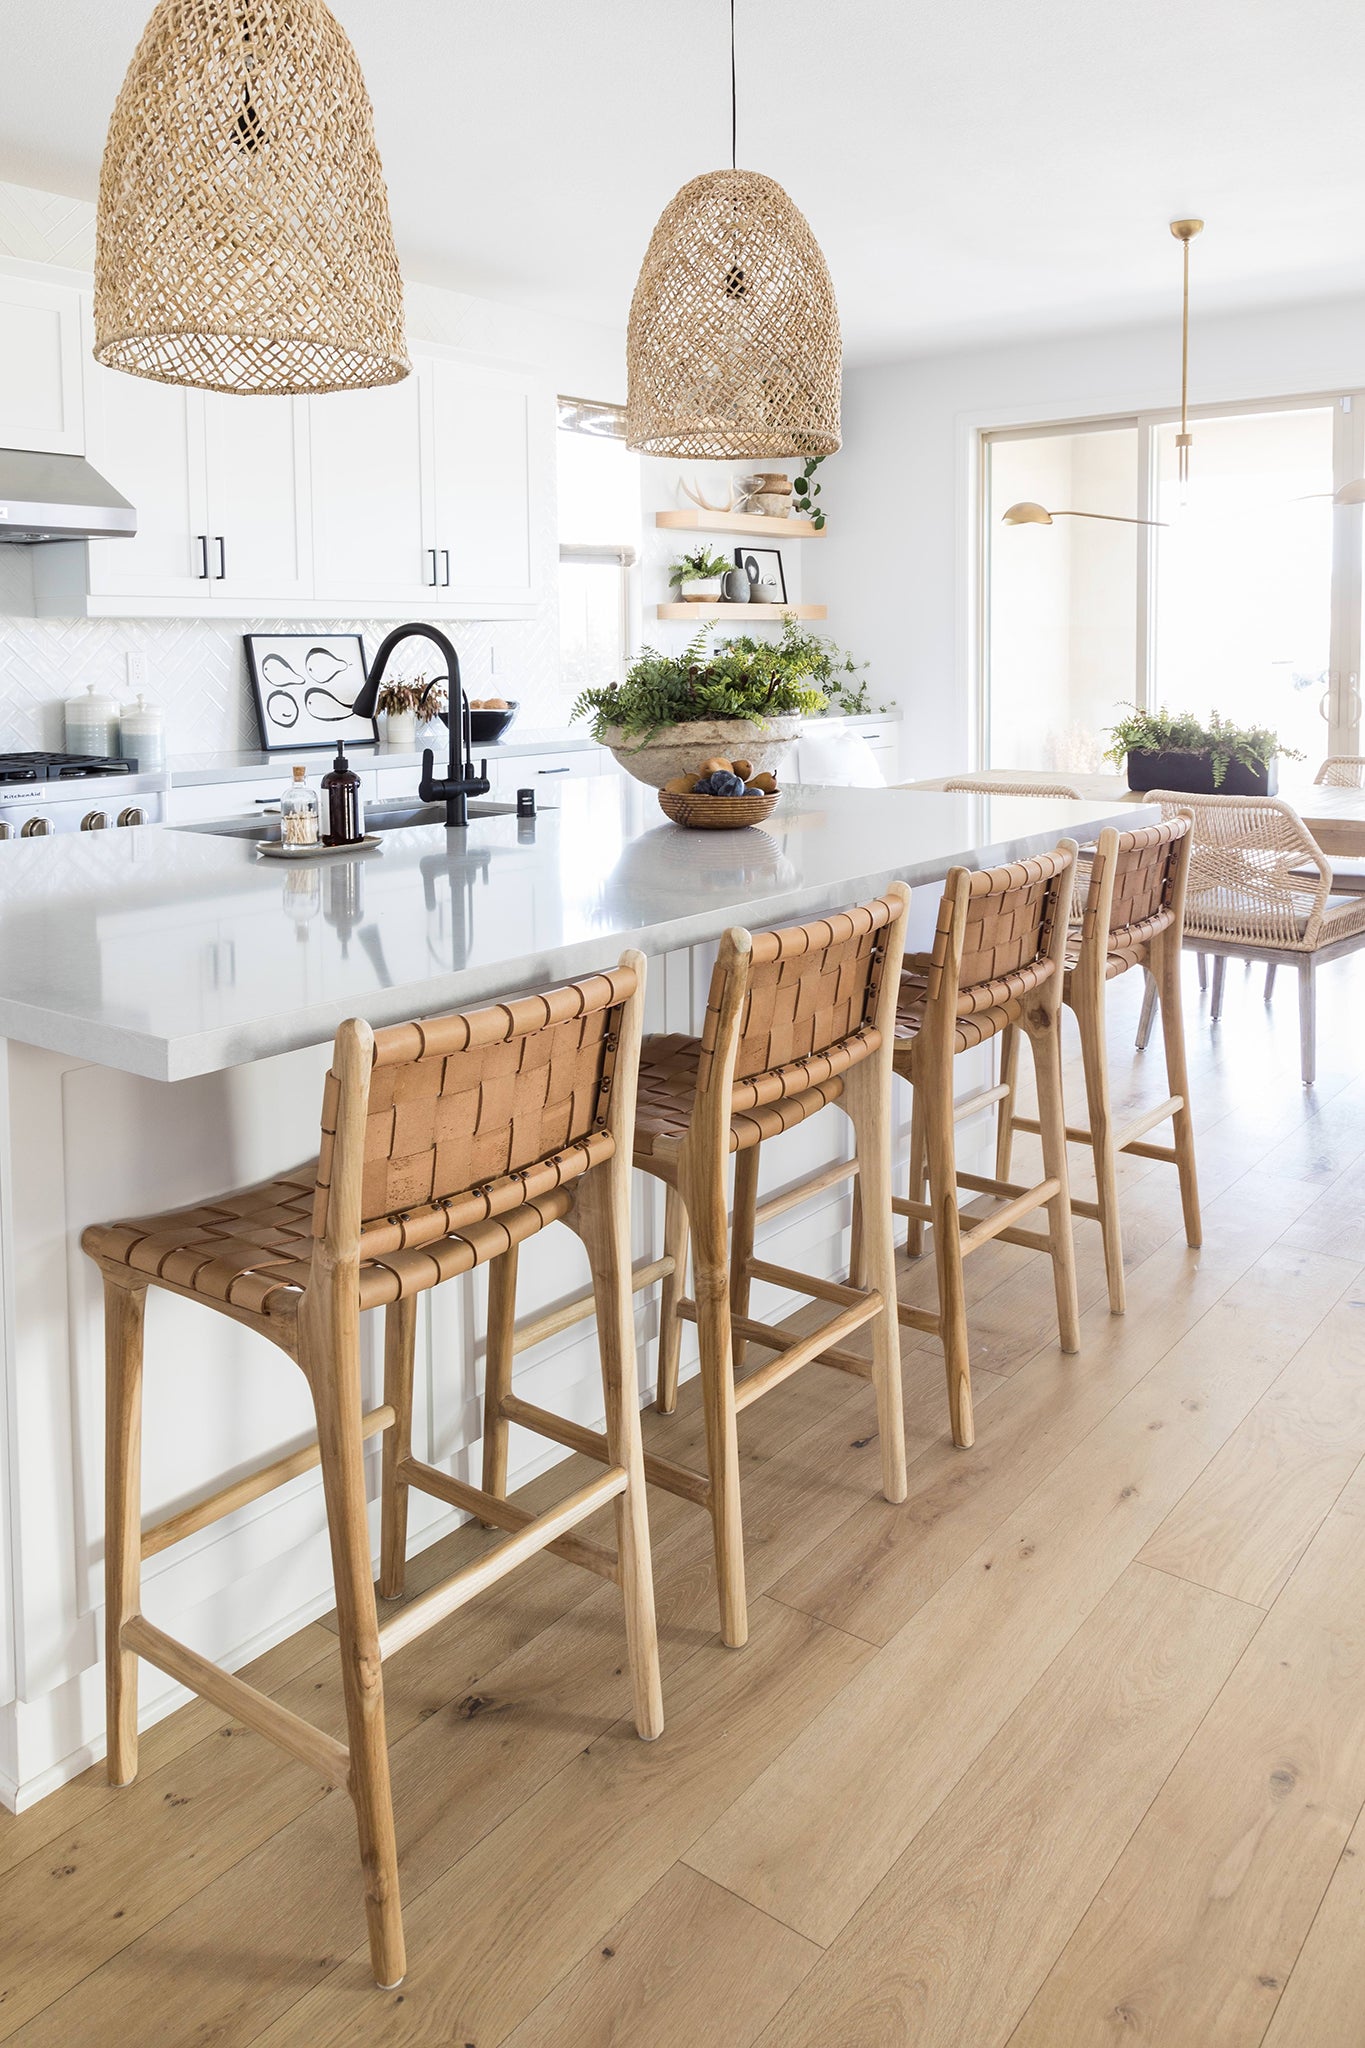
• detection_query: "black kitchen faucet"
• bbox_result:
[352,622,490,827]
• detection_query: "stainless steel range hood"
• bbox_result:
[0,449,136,544]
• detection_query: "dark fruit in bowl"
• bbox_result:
[693,770,748,796]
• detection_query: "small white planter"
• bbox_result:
[602,716,802,790]
[672,575,725,603]
[382,710,417,748]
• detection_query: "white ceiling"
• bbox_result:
[3,0,1365,365]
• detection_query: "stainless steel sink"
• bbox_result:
[174,797,520,841]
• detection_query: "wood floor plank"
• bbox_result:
[686,1237,1348,1946]
[1139,1278,1365,1607]
[1007,1608,1365,2048]
[771,1204,1332,1647]
[245,1599,870,2048]
[748,1565,1260,2048]
[500,1863,820,2048]
[1260,1812,1365,2045]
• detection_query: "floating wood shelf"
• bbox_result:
[655,509,824,538]
[656,602,827,622]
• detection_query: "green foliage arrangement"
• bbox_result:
[571,616,838,741]
[1103,704,1305,788]
[667,545,732,589]
[792,456,825,529]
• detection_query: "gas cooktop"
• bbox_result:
[0,752,135,783]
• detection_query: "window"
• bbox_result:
[558,396,639,705]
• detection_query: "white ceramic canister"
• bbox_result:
[118,693,165,773]
[65,683,120,757]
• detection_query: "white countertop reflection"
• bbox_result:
[0,777,1149,1080]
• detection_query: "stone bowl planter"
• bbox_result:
[601,716,802,790]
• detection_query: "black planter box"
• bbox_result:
[1125,748,1278,798]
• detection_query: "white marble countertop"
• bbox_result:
[0,778,1149,1081]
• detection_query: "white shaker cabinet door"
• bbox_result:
[309,374,433,604]
[0,271,85,455]
[426,357,538,608]
[83,364,211,598]
[203,392,313,602]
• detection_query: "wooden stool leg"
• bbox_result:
[1025,1004,1081,1356]
[994,1022,1021,1180]
[480,1242,519,1512]
[304,1305,405,1990]
[1135,970,1159,1050]
[575,1165,665,1740]
[379,1295,417,1598]
[1153,927,1202,1248]
[682,1151,748,1647]
[921,1054,973,1448]
[1074,978,1125,1315]
[729,1147,760,1374]
[104,1275,147,1787]
[842,1057,908,1503]
[655,1182,689,1414]
[904,1084,929,1258]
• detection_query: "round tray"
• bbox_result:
[658,787,779,830]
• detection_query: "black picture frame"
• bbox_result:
[244,633,378,752]
[734,545,787,604]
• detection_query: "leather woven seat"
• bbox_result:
[633,1032,858,1158]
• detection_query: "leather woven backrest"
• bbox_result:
[1084,817,1188,956]
[697,896,900,1112]
[314,965,635,1258]
[922,847,1073,1016]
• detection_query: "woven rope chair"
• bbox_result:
[1316,757,1365,787]
[618,887,910,1648]
[892,843,1081,1446]
[83,959,663,1989]
[942,776,1084,799]
[1135,793,1365,1084]
[996,818,1200,1313]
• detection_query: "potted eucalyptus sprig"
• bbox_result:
[668,545,733,602]
[375,673,447,749]
[1104,704,1304,796]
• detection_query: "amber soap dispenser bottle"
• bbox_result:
[322,742,365,845]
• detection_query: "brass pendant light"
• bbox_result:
[1171,218,1204,491]
[94,0,409,396]
[625,0,841,459]
[1002,502,1166,528]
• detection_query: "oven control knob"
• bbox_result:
[21,816,52,837]
[0,821,12,840]
[117,806,148,828]
[81,810,109,831]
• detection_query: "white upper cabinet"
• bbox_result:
[309,373,432,605]
[425,356,538,609]
[203,392,313,603]
[0,272,85,455]
[81,363,210,600]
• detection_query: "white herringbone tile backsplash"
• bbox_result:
[0,181,627,756]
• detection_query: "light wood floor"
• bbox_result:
[7,951,1365,2046]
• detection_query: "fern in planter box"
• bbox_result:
[1104,705,1304,797]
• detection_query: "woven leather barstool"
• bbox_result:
[83,956,662,1992]
[894,843,1080,1447]
[585,887,912,1650]
[996,818,1201,1313]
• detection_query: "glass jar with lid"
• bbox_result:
[279,763,320,847]
[65,684,120,757]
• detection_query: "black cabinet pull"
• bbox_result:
[428,547,438,586]
[537,766,571,775]
[215,535,227,580]
[197,534,209,579]
[441,548,451,587]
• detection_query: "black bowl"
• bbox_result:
[464,700,519,746]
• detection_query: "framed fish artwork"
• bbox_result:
[244,633,378,752]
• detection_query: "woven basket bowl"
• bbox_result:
[658,788,779,830]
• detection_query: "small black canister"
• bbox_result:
[322,742,365,845]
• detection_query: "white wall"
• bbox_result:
[808,289,1365,778]
[0,182,628,754]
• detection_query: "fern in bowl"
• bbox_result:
[1104,705,1304,796]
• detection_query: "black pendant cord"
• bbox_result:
[730,0,737,168]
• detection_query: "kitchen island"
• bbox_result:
[0,776,1149,1807]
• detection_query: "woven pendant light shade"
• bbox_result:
[626,168,841,460]
[94,0,409,396]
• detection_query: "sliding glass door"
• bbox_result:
[983,394,1365,777]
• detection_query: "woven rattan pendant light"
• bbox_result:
[94,0,409,396]
[626,1,841,459]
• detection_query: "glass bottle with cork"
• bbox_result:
[279,763,320,847]
[322,742,365,845]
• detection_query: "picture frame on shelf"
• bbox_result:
[735,545,787,605]
[244,633,378,752]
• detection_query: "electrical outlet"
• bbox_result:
[124,651,148,697]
